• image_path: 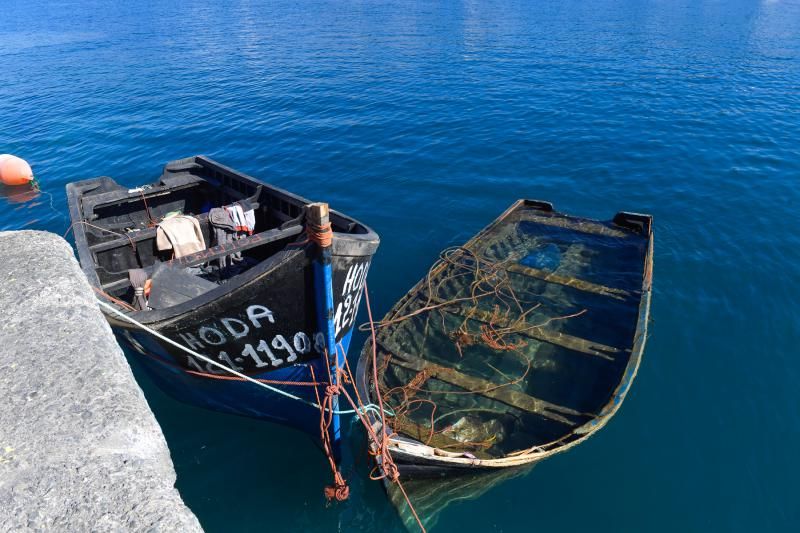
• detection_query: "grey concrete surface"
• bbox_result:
[0,230,202,532]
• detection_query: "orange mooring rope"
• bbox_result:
[362,281,426,532]
[139,190,157,227]
[286,217,333,249]
[185,370,325,387]
[311,363,350,502]
[303,281,426,531]
[307,220,333,248]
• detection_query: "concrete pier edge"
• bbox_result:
[0,230,202,532]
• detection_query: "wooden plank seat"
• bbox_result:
[514,211,632,239]
[504,262,634,300]
[417,292,625,361]
[88,200,263,254]
[99,224,303,291]
[380,345,590,426]
[88,211,212,253]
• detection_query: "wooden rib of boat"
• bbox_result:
[67,155,379,443]
[356,199,652,476]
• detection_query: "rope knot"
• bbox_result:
[325,384,341,397]
[383,460,400,483]
[324,472,350,502]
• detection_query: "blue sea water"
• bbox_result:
[2,0,799,531]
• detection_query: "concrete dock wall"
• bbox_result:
[0,231,202,532]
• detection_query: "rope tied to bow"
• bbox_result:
[307,220,333,248]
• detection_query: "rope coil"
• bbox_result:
[307,221,333,248]
[323,471,350,502]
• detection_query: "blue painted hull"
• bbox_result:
[120,328,354,438]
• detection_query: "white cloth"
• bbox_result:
[224,204,255,234]
[156,215,206,258]
[242,208,255,234]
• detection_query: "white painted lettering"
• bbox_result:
[347,289,364,329]
[342,294,353,327]
[242,343,272,368]
[218,351,244,372]
[293,332,311,354]
[334,261,370,336]
[272,334,297,363]
[356,262,370,290]
[247,305,275,328]
[221,317,250,339]
[199,326,226,346]
[341,264,358,295]
[257,339,284,366]
[353,263,365,291]
[179,332,205,351]
[333,301,344,337]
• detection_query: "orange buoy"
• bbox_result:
[0,154,35,186]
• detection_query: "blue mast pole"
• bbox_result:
[308,202,342,462]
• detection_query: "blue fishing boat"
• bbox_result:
[66,156,379,456]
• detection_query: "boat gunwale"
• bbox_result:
[67,155,380,327]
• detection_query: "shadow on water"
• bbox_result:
[0,183,66,231]
[386,466,535,532]
[0,184,39,205]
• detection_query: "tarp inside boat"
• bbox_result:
[359,200,652,467]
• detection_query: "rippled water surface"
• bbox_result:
[2,1,799,531]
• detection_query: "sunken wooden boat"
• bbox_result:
[67,156,379,442]
[356,199,652,476]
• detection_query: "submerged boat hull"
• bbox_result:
[356,199,652,476]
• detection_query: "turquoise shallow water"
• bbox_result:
[2,0,799,531]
